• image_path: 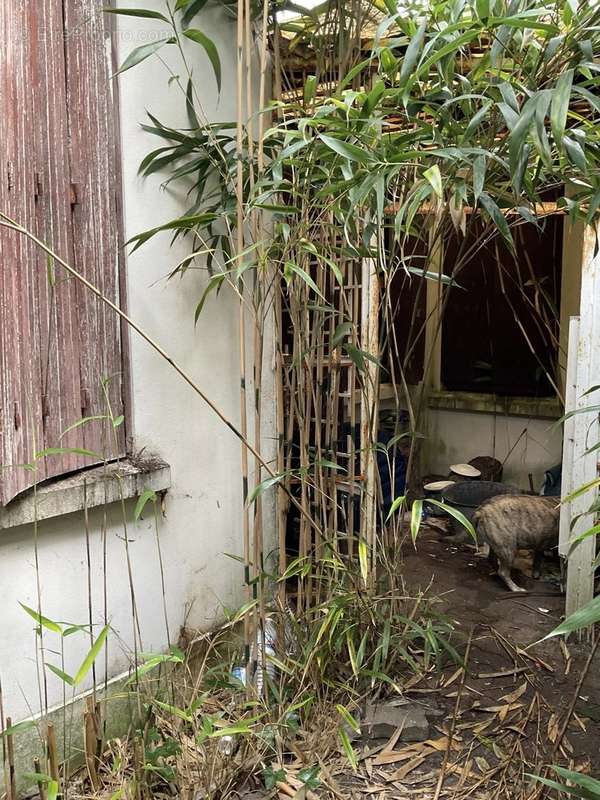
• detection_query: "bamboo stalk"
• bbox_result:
[84,697,99,791]
[6,717,16,800]
[34,758,46,800]
[360,250,380,590]
[236,0,253,675]
[47,721,59,784]
[0,680,7,797]
[83,482,96,695]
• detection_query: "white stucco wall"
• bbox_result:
[424,408,563,489]
[0,3,275,723]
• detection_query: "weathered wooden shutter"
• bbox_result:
[0,1,126,505]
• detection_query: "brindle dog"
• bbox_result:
[474,494,559,592]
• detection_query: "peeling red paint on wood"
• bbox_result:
[0,1,126,505]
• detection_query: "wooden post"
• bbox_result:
[564,224,600,619]
[559,316,579,560]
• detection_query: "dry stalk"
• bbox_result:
[47,721,59,784]
[5,716,16,800]
[432,628,474,800]
[550,632,599,761]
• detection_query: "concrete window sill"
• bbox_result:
[0,458,171,531]
[427,390,562,419]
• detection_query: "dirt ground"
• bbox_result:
[315,522,600,800]
[404,521,600,731]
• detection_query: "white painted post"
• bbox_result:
[559,316,579,559]
[564,225,600,618]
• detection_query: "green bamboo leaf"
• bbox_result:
[183,30,221,92]
[551,69,574,144]
[153,699,193,722]
[248,473,287,505]
[0,720,36,738]
[358,537,369,584]
[424,499,477,542]
[497,102,519,131]
[407,268,460,287]
[319,134,372,164]
[551,767,600,798]
[407,28,482,91]
[489,12,558,33]
[23,772,55,785]
[561,403,600,422]
[540,595,600,640]
[185,78,200,129]
[528,773,596,799]
[463,101,492,140]
[336,704,360,734]
[47,781,59,800]
[194,274,226,324]
[563,477,600,503]
[63,624,90,637]
[399,20,427,85]
[126,651,184,686]
[127,212,219,253]
[332,322,353,347]
[46,663,74,686]
[208,724,252,737]
[74,625,110,686]
[59,416,109,440]
[423,165,443,199]
[316,459,346,472]
[134,489,157,521]
[19,603,62,634]
[304,75,317,105]
[472,155,485,202]
[386,495,406,521]
[339,726,358,771]
[569,524,600,548]
[410,499,422,543]
[343,344,381,373]
[115,38,174,76]
[508,98,537,187]
[284,261,325,299]
[479,193,513,251]
[476,0,490,20]
[564,135,587,172]
[104,8,170,22]
[35,446,103,460]
[346,632,358,677]
[179,0,209,27]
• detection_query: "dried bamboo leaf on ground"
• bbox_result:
[390,755,428,782]
[374,748,436,767]
[499,683,528,705]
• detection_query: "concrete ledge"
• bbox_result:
[0,459,171,530]
[2,669,139,797]
[427,390,562,420]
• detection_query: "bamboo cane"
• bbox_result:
[5,717,16,800]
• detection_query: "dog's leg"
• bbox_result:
[498,560,526,592]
